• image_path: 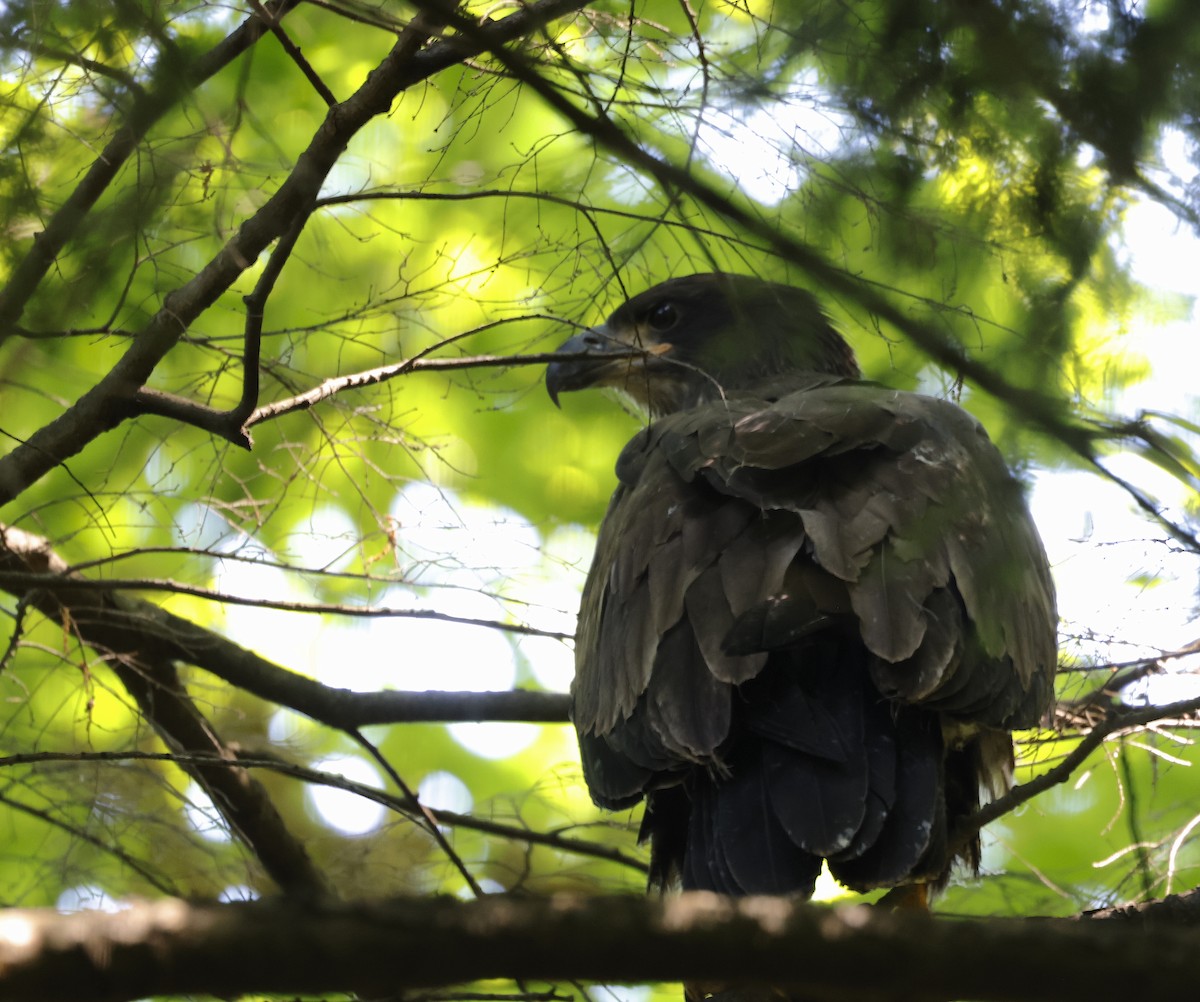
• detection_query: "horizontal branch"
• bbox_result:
[0,524,569,727]
[3,892,1200,1002]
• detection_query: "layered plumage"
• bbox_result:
[547,274,1056,897]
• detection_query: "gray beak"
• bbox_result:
[545,325,620,408]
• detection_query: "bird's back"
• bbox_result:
[571,376,1056,895]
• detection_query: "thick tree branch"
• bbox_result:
[1082,886,1200,924]
[3,892,1200,1002]
[102,649,332,899]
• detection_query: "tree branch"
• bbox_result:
[247,0,338,106]
[244,346,638,430]
[0,524,570,728]
[4,892,1200,1002]
[0,525,332,898]
[951,694,1200,855]
[0,0,302,341]
[131,194,316,448]
[0,0,593,507]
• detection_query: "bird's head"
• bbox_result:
[546,273,860,416]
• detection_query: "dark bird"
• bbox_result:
[546,273,1056,906]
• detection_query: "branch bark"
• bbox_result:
[3,892,1200,1002]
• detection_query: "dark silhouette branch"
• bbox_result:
[0,567,571,639]
[20,43,145,93]
[314,187,778,257]
[247,0,338,106]
[1081,886,1200,924]
[4,892,1200,1002]
[350,727,486,898]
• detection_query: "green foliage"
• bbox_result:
[0,2,1197,995]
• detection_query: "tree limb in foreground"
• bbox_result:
[3,892,1200,1002]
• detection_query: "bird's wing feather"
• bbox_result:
[572,378,1056,805]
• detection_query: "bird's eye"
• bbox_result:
[646,302,678,332]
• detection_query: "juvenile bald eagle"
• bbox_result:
[547,274,1056,899]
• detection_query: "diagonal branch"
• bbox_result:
[132,195,317,448]
[0,0,593,508]
[247,0,338,106]
[0,0,303,343]
[951,694,1200,855]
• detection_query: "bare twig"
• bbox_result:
[0,567,571,639]
[351,728,487,898]
[0,750,644,874]
[245,346,640,429]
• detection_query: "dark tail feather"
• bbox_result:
[643,639,965,898]
[828,708,944,890]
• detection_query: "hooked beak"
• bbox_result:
[546,325,619,408]
[545,325,671,407]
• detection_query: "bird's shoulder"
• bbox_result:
[613,372,994,490]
